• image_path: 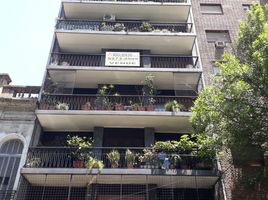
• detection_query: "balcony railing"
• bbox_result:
[50,52,199,69]
[56,20,193,33]
[0,190,16,200]
[24,147,214,171]
[39,94,195,112]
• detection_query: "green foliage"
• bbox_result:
[153,141,177,153]
[107,150,120,166]
[164,100,183,112]
[177,135,195,153]
[191,3,268,161]
[67,135,92,160]
[139,22,153,32]
[85,156,104,170]
[125,149,136,164]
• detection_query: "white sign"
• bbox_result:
[105,52,140,67]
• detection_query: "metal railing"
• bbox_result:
[50,52,199,69]
[39,94,195,112]
[56,19,193,33]
[24,147,214,170]
[0,190,16,200]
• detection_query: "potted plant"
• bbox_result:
[55,102,69,110]
[115,103,124,110]
[67,135,92,168]
[81,102,91,110]
[113,23,126,32]
[169,154,181,169]
[95,85,115,110]
[142,74,156,111]
[139,148,158,169]
[164,100,183,112]
[139,22,153,32]
[107,150,120,168]
[125,149,136,168]
[137,104,146,111]
[85,156,104,170]
[177,134,195,154]
[100,22,114,31]
[26,157,41,168]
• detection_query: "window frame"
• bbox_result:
[200,3,223,15]
[205,30,231,43]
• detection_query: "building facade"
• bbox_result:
[0,74,39,200]
[11,0,265,200]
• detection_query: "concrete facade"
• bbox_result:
[0,74,39,192]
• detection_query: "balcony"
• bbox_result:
[0,190,16,200]
[21,147,219,190]
[36,94,194,132]
[62,0,191,23]
[55,20,196,54]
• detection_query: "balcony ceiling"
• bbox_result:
[36,110,192,133]
[22,168,219,189]
[55,31,196,55]
[48,67,202,91]
[62,1,191,22]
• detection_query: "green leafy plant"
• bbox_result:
[55,102,69,110]
[67,135,92,160]
[125,149,136,167]
[107,150,120,168]
[96,84,115,110]
[177,135,195,153]
[153,141,177,153]
[113,23,125,32]
[139,22,153,32]
[85,156,104,170]
[164,100,183,112]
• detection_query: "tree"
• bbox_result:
[191,3,268,162]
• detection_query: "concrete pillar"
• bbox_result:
[93,127,104,160]
[148,184,157,200]
[142,50,151,68]
[93,127,104,147]
[144,128,155,147]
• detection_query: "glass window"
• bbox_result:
[242,4,251,11]
[0,139,23,192]
[205,30,231,43]
[200,4,223,14]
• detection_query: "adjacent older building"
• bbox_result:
[0,74,40,200]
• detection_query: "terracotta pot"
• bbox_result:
[137,106,145,111]
[111,164,118,168]
[73,161,84,168]
[180,164,188,170]
[146,105,155,111]
[115,104,124,111]
[127,163,134,168]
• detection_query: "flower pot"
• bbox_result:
[146,105,155,111]
[137,106,145,111]
[81,103,91,110]
[127,163,134,168]
[111,164,118,168]
[169,164,176,169]
[73,161,84,168]
[180,164,188,170]
[264,152,268,166]
[115,104,124,111]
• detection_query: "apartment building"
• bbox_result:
[7,0,264,200]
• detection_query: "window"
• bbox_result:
[205,30,231,43]
[200,4,223,14]
[0,140,23,191]
[242,4,251,11]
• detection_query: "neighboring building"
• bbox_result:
[0,74,40,200]
[9,0,266,200]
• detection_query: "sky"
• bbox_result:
[0,0,62,86]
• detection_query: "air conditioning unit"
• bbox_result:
[103,14,115,22]
[215,40,226,49]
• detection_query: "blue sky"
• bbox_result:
[0,0,61,86]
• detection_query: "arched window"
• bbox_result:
[0,139,23,192]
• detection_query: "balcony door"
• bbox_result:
[103,128,144,147]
